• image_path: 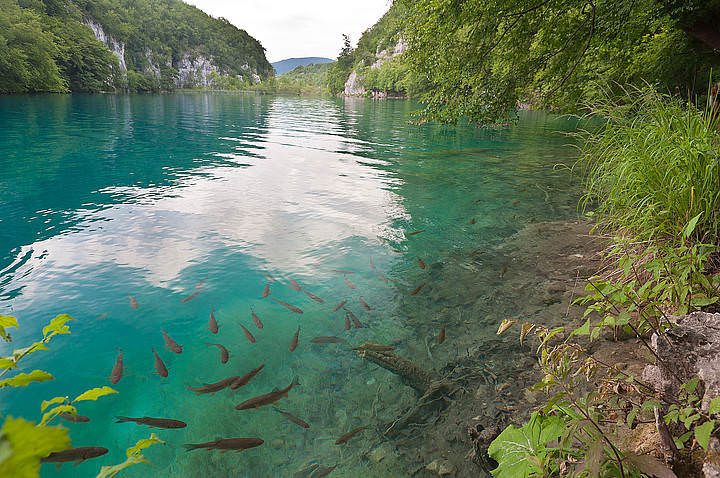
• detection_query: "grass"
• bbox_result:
[577,85,720,247]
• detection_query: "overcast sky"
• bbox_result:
[185,0,392,63]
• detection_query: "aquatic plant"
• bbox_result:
[0,314,160,478]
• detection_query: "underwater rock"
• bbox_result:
[425,458,455,476]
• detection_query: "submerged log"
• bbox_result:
[354,345,436,394]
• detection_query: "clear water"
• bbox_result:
[0,94,583,477]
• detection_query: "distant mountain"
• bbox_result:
[272,57,334,76]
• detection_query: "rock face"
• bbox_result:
[343,37,407,96]
[84,17,126,71]
[643,311,720,477]
[83,17,262,88]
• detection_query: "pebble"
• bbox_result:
[425,458,455,476]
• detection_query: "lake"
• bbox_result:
[0,93,584,477]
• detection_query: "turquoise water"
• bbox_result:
[0,94,582,477]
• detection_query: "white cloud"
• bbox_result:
[184,0,391,62]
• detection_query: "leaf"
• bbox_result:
[627,408,638,429]
[488,412,564,478]
[40,405,77,426]
[573,317,591,336]
[497,318,517,335]
[12,342,50,360]
[684,212,702,238]
[586,439,604,478]
[0,417,70,478]
[126,433,164,457]
[40,397,66,412]
[0,316,18,342]
[0,370,53,389]
[0,359,17,370]
[709,397,720,415]
[625,453,677,478]
[42,314,73,340]
[695,420,715,450]
[95,434,165,478]
[519,323,534,346]
[72,386,118,403]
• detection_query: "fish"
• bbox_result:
[95,313,107,321]
[262,272,276,281]
[110,349,124,384]
[335,426,366,444]
[272,297,304,314]
[273,407,310,428]
[438,326,446,345]
[207,343,229,364]
[332,300,347,312]
[347,310,363,328]
[418,257,426,269]
[208,307,219,334]
[240,324,256,343]
[187,376,240,395]
[195,279,205,289]
[184,438,264,453]
[235,378,296,410]
[312,465,337,477]
[303,290,324,303]
[251,309,263,329]
[293,461,320,478]
[230,363,265,390]
[512,200,520,206]
[162,330,183,353]
[289,278,302,291]
[262,282,270,298]
[358,297,371,311]
[59,413,90,423]
[41,447,108,466]
[470,218,476,224]
[289,326,300,352]
[310,336,346,344]
[152,347,169,378]
[406,230,425,236]
[115,416,187,429]
[129,295,138,310]
[329,270,353,274]
[344,314,351,330]
[410,283,425,296]
[181,289,203,303]
[370,258,376,270]
[344,276,356,290]
[351,343,396,352]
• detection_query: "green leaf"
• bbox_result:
[95,434,165,478]
[0,316,18,342]
[684,212,702,238]
[40,397,66,412]
[691,296,718,307]
[126,433,164,457]
[42,314,73,340]
[0,359,17,370]
[488,412,564,478]
[627,408,638,429]
[12,343,50,361]
[0,417,70,478]
[40,405,76,426]
[695,420,715,450]
[0,370,53,389]
[573,317,591,336]
[709,397,720,415]
[72,386,118,403]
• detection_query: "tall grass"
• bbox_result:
[578,85,720,247]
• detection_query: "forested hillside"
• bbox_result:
[0,0,272,93]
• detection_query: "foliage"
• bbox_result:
[95,433,165,478]
[0,0,271,93]
[327,34,356,95]
[399,0,720,124]
[0,315,119,477]
[579,86,720,245]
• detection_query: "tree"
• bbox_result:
[400,0,720,124]
[327,34,356,94]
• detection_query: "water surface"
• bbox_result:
[0,94,582,477]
